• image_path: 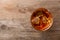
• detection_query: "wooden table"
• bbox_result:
[0,0,60,40]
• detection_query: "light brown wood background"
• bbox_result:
[0,0,60,40]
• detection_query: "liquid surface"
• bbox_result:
[31,8,52,31]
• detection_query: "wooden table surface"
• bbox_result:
[0,0,60,40]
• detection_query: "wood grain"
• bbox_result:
[0,0,60,40]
